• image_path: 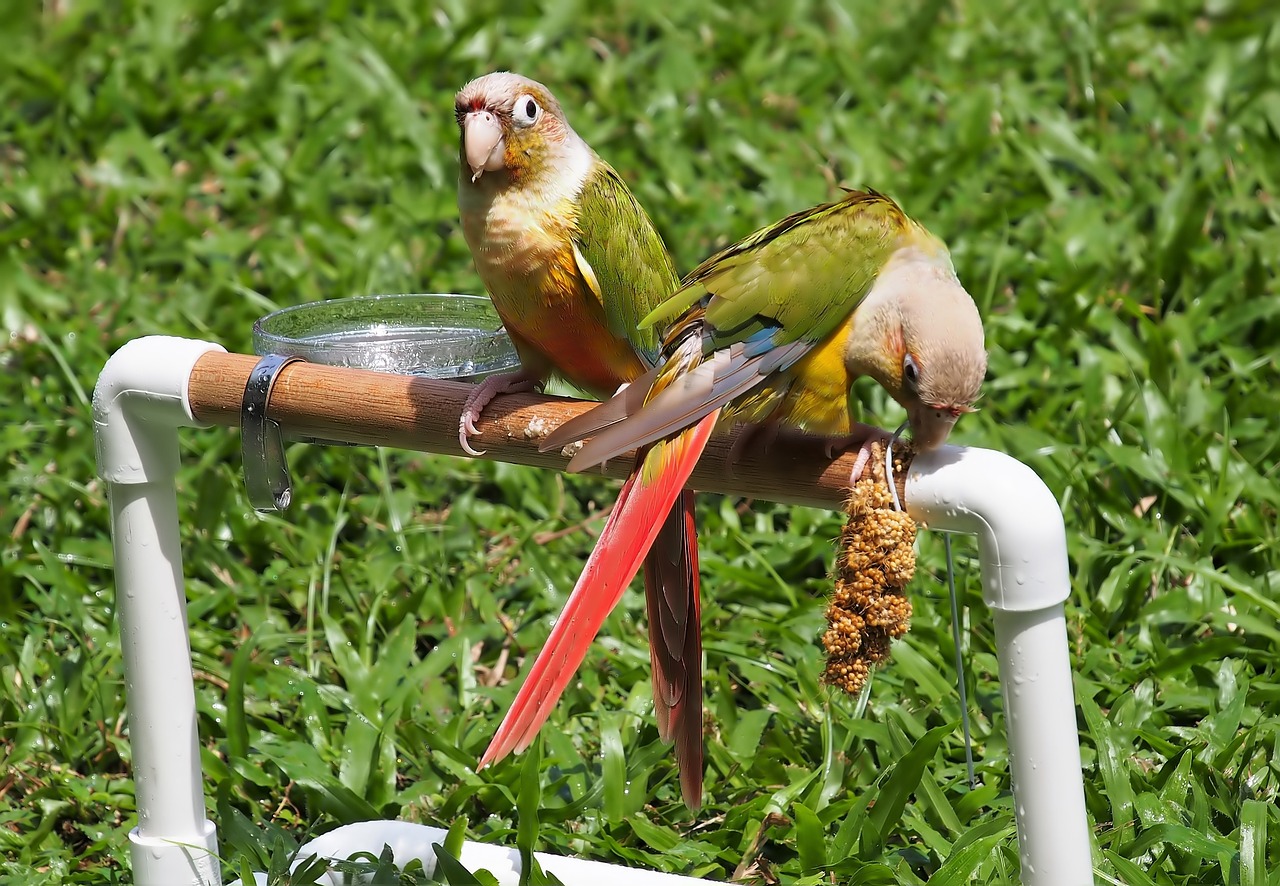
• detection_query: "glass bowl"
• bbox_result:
[252,293,518,380]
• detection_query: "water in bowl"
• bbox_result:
[252,294,519,381]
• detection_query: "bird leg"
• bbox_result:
[459,369,541,456]
[822,422,896,485]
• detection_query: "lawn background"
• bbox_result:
[3,0,1279,883]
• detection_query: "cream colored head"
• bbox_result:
[844,247,988,450]
[454,72,583,186]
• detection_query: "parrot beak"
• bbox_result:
[462,111,506,182]
[907,404,960,451]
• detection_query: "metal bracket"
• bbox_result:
[240,354,303,512]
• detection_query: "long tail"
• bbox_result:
[478,412,719,780]
[644,489,703,808]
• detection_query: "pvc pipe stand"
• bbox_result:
[907,445,1093,885]
[94,337,227,886]
[93,337,1093,886]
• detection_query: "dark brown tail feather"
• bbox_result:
[643,489,704,809]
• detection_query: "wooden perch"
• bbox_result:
[188,352,906,511]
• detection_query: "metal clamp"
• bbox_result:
[241,354,303,512]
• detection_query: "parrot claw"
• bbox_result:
[459,370,541,457]
[459,428,486,457]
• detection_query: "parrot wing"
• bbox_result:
[643,189,914,349]
[573,160,680,366]
[548,329,806,470]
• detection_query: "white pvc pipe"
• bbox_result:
[227,821,707,886]
[93,336,227,886]
[907,445,1093,885]
[94,337,1091,886]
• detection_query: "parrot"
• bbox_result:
[543,188,988,474]
[497,188,988,788]
[454,72,714,807]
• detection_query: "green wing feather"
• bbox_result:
[574,160,680,366]
[642,189,927,350]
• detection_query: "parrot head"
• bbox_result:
[454,72,580,185]
[846,246,988,451]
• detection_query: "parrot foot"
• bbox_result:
[820,423,895,485]
[459,370,540,456]
[844,427,896,483]
[821,421,888,461]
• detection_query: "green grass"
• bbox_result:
[3,0,1280,882]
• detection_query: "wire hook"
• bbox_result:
[884,421,909,512]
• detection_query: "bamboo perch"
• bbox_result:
[188,352,907,510]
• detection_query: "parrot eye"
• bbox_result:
[513,94,541,127]
[902,353,921,393]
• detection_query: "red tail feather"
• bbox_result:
[479,412,718,777]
